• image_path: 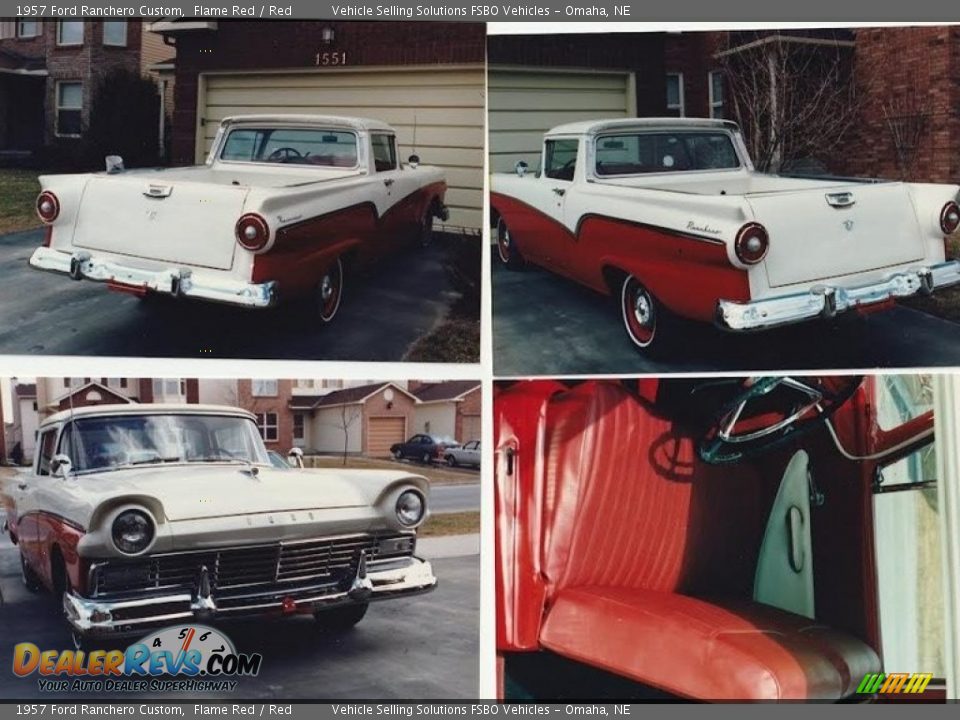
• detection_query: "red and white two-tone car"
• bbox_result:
[491,118,960,356]
[30,115,448,323]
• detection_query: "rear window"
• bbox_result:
[220,128,359,168]
[595,131,740,175]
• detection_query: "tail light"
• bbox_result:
[36,191,60,224]
[235,213,270,252]
[941,201,960,235]
[735,222,769,265]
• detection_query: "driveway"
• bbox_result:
[0,228,462,360]
[493,260,960,375]
[0,529,478,700]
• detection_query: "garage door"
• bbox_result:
[198,66,485,232]
[460,415,481,444]
[367,416,407,458]
[488,68,634,174]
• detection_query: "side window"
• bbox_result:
[371,134,398,173]
[544,139,579,181]
[36,429,58,476]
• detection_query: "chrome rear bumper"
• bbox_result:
[64,556,437,637]
[29,247,277,309]
[716,261,960,331]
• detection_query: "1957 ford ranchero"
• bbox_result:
[491,118,960,356]
[30,115,448,323]
[2,404,436,640]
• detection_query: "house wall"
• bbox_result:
[237,378,294,450]
[414,403,457,439]
[455,387,482,443]
[311,406,363,454]
[361,387,417,453]
[846,26,960,184]
[167,20,485,164]
[198,379,238,406]
[18,397,38,461]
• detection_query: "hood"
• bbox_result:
[72,465,428,524]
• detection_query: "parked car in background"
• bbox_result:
[491,118,960,356]
[445,440,481,468]
[391,434,459,464]
[4,404,436,640]
[30,115,449,324]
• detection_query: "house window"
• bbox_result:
[152,378,184,397]
[64,377,84,388]
[120,378,128,389]
[255,412,279,442]
[17,20,39,38]
[371,134,398,172]
[295,379,315,389]
[666,73,685,117]
[321,380,343,389]
[55,81,83,137]
[102,21,127,47]
[57,21,84,46]
[252,379,278,397]
[709,71,726,119]
[293,413,305,441]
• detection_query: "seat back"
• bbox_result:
[540,381,775,600]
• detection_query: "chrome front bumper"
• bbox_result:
[29,247,277,309]
[63,556,437,637]
[717,261,960,332]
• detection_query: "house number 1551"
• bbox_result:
[316,51,348,66]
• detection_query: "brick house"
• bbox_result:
[150,20,485,233]
[0,19,169,159]
[409,380,482,443]
[490,27,960,186]
[237,378,295,452]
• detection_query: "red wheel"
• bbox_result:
[621,275,657,348]
[317,258,344,323]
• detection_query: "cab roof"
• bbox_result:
[547,117,740,136]
[42,404,256,428]
[220,114,396,134]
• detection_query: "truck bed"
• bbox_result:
[109,165,363,189]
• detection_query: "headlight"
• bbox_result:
[111,510,155,555]
[396,490,425,527]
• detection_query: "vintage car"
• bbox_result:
[29,115,448,323]
[495,376,951,700]
[4,404,437,640]
[490,118,960,355]
[444,440,481,468]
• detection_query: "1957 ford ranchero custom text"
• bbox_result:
[30,115,448,323]
[2,404,437,639]
[491,118,960,355]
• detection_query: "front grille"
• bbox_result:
[91,533,415,599]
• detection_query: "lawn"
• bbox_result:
[303,455,479,485]
[419,511,480,538]
[0,169,41,235]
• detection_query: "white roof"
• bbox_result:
[42,404,255,428]
[547,117,739,136]
[220,114,396,133]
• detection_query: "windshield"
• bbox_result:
[220,127,359,167]
[58,414,270,473]
[595,131,740,175]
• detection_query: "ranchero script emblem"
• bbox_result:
[687,221,722,235]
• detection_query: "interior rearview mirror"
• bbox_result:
[50,454,73,479]
[515,160,529,177]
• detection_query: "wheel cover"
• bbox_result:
[318,259,343,321]
[497,220,512,263]
[621,277,656,347]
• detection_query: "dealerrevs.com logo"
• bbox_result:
[13,625,263,693]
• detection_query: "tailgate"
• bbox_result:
[750,183,925,288]
[72,175,250,271]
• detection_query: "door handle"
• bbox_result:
[17,483,27,490]
[552,187,566,196]
[383,179,395,187]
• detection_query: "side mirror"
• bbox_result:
[105,155,125,174]
[50,454,73,480]
[408,154,420,169]
[287,447,304,469]
[515,160,528,177]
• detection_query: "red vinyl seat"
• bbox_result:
[535,381,880,701]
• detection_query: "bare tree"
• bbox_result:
[881,86,931,180]
[333,405,362,467]
[716,33,862,173]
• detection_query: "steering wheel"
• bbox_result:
[697,376,861,464]
[266,147,303,163]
